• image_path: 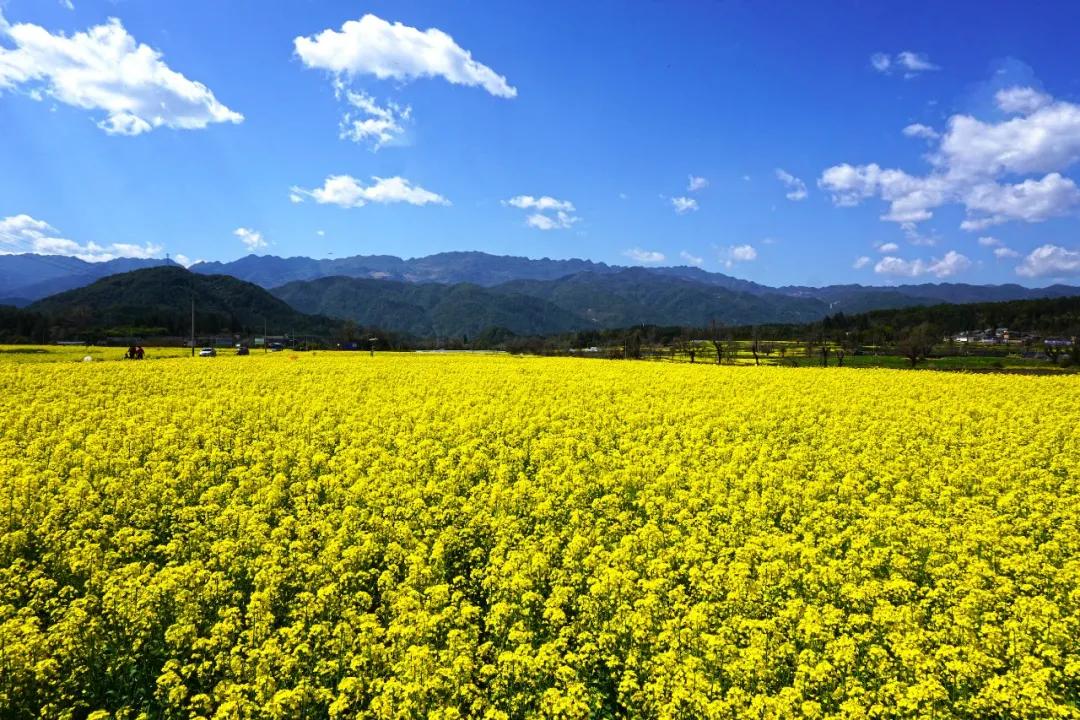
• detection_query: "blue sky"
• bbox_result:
[2,0,1080,286]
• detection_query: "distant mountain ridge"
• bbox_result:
[14,262,1080,341]
[0,254,175,306]
[190,251,613,288]
[3,251,1080,320]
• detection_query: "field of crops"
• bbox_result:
[1,351,1078,719]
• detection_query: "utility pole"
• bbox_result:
[190,294,195,357]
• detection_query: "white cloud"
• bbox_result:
[819,163,950,223]
[901,222,938,246]
[775,168,808,200]
[0,214,53,239]
[294,14,515,98]
[0,213,162,261]
[853,256,872,269]
[942,100,1080,178]
[995,86,1051,115]
[624,248,665,264]
[316,230,325,236]
[505,195,574,212]
[337,88,410,149]
[1015,244,1080,278]
[730,245,757,261]
[292,175,450,208]
[172,254,199,268]
[234,227,266,251]
[60,0,74,10]
[505,195,579,229]
[874,250,971,278]
[687,175,708,192]
[961,173,1080,229]
[897,51,939,73]
[993,247,1020,259]
[977,236,1002,247]
[0,15,242,134]
[671,196,698,214]
[871,51,939,76]
[902,123,939,140]
[679,250,703,266]
[525,211,578,231]
[821,84,1080,232]
[718,244,757,268]
[877,242,900,253]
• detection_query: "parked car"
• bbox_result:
[199,347,216,357]
[236,346,250,356]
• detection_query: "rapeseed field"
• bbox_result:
[1,353,1077,719]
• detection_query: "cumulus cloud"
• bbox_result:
[853,256,872,269]
[504,195,579,230]
[993,247,1020,259]
[877,242,900,253]
[505,196,574,212]
[337,87,411,149]
[977,236,1002,247]
[995,86,1051,115]
[234,227,267,251]
[730,245,757,261]
[687,175,708,192]
[624,248,665,264]
[901,222,938,247]
[717,244,757,269]
[294,14,515,98]
[775,168,808,201]
[870,53,891,73]
[679,250,704,266]
[671,196,698,214]
[1015,244,1080,278]
[960,173,1080,229]
[0,14,241,134]
[902,123,939,140]
[0,213,162,261]
[874,250,972,279]
[897,51,939,73]
[871,51,939,76]
[820,83,1080,232]
[291,175,450,208]
[525,211,578,231]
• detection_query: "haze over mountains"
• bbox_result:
[4,251,1080,337]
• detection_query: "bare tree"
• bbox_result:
[709,319,724,365]
[750,327,761,366]
[897,322,937,368]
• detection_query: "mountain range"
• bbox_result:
[3,251,1080,336]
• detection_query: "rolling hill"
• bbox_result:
[28,266,335,336]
